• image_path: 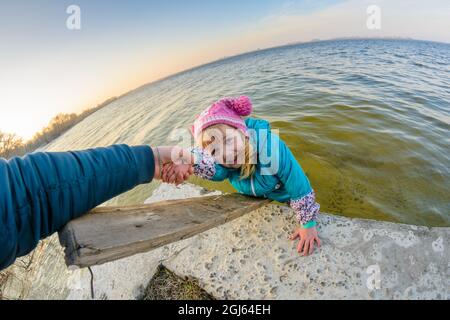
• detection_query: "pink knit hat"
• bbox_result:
[190,96,253,139]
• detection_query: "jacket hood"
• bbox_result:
[245,117,271,132]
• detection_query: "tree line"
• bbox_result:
[0,97,117,160]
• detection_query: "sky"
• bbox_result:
[1,0,449,140]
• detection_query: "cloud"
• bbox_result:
[222,0,450,50]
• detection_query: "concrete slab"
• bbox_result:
[1,183,448,300]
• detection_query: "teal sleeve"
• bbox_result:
[0,144,154,270]
[264,133,312,200]
[302,220,317,229]
[211,163,231,181]
[260,133,319,226]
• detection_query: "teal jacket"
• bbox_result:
[0,144,155,270]
[210,118,313,203]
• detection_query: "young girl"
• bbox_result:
[162,96,321,256]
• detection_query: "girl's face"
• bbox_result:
[200,125,245,169]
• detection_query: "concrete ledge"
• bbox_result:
[146,184,450,299]
[166,205,449,299]
[1,183,448,300]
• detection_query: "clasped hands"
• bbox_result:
[154,146,196,185]
[161,162,193,185]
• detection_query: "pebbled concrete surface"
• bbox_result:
[1,183,448,300]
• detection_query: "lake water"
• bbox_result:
[45,39,450,227]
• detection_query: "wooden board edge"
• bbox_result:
[69,198,271,267]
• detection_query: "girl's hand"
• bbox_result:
[289,226,321,256]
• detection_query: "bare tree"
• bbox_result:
[0,131,24,159]
[0,96,118,159]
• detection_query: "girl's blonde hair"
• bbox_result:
[196,124,256,179]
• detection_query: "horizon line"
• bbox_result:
[4,36,449,140]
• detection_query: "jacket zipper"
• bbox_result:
[250,175,257,196]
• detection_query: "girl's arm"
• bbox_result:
[268,133,320,228]
[269,133,322,256]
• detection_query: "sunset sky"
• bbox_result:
[1,0,449,140]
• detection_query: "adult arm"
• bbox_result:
[0,144,155,270]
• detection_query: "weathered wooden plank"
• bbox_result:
[58,194,270,268]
